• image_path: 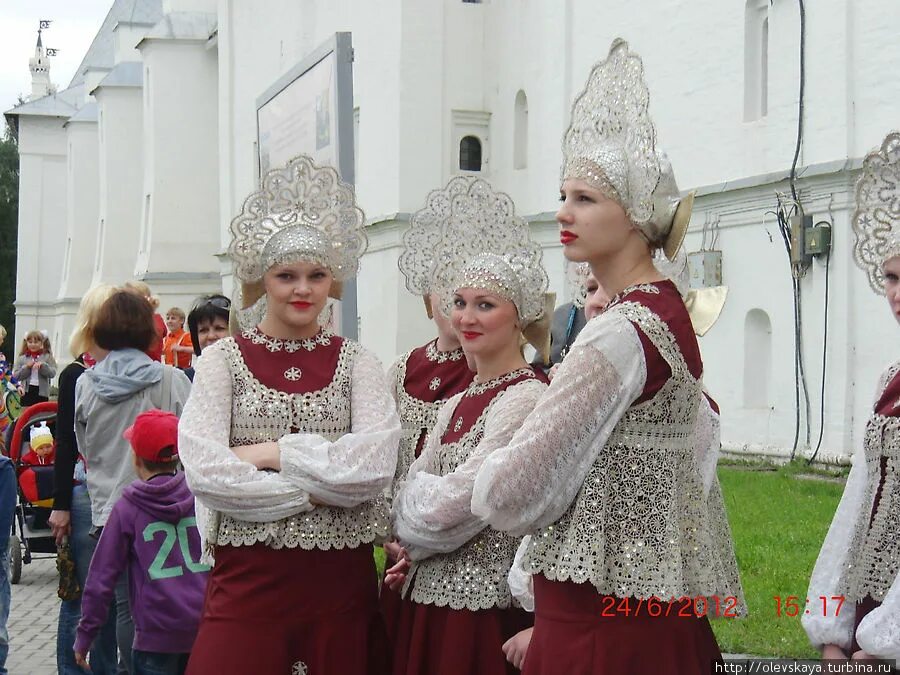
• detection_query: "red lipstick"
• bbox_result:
[291,301,313,310]
[560,230,578,244]
[461,331,482,340]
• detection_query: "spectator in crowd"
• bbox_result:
[14,330,57,406]
[183,295,231,382]
[162,308,193,370]
[123,282,165,363]
[75,290,191,672]
[0,453,16,675]
[75,410,208,675]
[49,283,120,675]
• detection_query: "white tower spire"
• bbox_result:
[28,26,56,100]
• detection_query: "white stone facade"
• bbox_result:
[6,0,900,461]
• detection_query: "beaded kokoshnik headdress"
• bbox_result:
[399,175,555,364]
[227,155,368,330]
[562,38,694,260]
[853,131,900,294]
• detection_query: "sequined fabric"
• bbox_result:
[836,362,900,603]
[399,175,548,326]
[561,38,680,244]
[852,131,900,294]
[524,301,746,614]
[228,155,367,284]
[403,375,542,611]
[214,338,389,550]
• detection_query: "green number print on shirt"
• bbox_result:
[143,516,211,580]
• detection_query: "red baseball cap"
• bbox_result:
[123,409,179,463]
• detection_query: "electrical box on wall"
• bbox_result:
[804,223,832,257]
[790,214,813,267]
[687,250,723,289]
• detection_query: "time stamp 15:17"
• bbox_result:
[773,595,846,617]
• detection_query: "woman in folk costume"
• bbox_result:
[379,190,477,638]
[802,131,900,664]
[386,175,553,675]
[470,39,745,674]
[178,155,400,675]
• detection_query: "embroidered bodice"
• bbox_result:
[803,361,900,658]
[178,330,400,556]
[389,340,474,490]
[393,368,547,611]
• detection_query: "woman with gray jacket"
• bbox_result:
[74,290,191,673]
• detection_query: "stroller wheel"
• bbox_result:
[8,534,21,584]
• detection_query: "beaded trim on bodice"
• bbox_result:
[838,362,900,602]
[404,377,537,611]
[213,338,389,551]
[525,300,745,612]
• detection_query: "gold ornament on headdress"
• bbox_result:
[852,131,900,294]
[561,38,693,260]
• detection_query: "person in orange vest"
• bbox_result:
[162,308,194,370]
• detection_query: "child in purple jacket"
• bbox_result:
[74,409,209,675]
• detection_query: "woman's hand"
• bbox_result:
[48,510,72,547]
[547,364,560,381]
[502,626,533,670]
[383,540,404,563]
[850,650,874,661]
[74,651,91,671]
[384,555,410,592]
[231,442,281,471]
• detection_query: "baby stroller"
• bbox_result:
[6,401,58,583]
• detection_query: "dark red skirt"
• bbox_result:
[391,594,532,675]
[380,575,407,645]
[186,542,389,675]
[522,575,723,675]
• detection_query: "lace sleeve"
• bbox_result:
[695,394,720,495]
[856,569,900,659]
[178,345,312,522]
[801,450,869,650]
[394,380,546,559]
[471,313,647,536]
[508,536,535,612]
[277,346,401,508]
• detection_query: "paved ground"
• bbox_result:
[8,556,58,674]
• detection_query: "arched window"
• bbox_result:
[459,135,482,172]
[744,0,769,121]
[513,90,528,170]
[743,308,772,408]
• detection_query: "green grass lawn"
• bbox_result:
[711,464,846,657]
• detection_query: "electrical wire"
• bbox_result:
[808,242,831,464]
[789,0,806,206]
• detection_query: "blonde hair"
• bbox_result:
[0,325,6,343]
[165,307,185,322]
[123,280,160,311]
[69,284,117,358]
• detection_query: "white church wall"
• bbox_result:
[92,85,144,287]
[13,116,68,350]
[52,118,101,359]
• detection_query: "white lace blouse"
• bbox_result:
[178,336,400,555]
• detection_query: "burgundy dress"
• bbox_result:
[185,328,391,675]
[392,368,547,675]
[516,282,734,675]
[850,368,900,654]
[381,340,473,640]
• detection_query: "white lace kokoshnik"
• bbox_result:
[177,337,400,559]
[393,377,547,611]
[802,361,900,660]
[471,302,745,613]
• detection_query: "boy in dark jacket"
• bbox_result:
[74,409,209,675]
